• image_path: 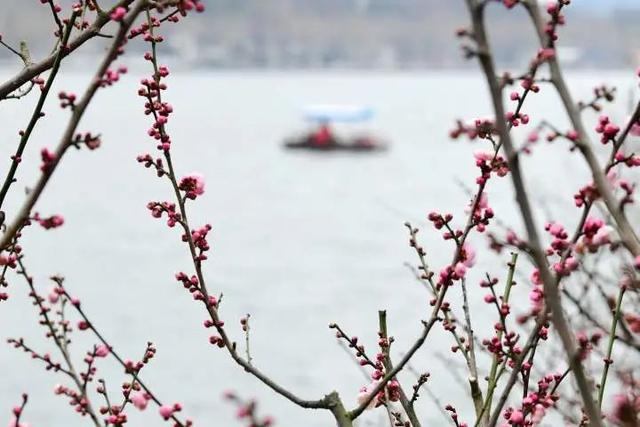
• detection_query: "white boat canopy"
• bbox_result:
[302,104,375,123]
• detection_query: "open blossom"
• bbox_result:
[576,217,612,253]
[474,150,508,177]
[179,172,205,199]
[592,225,612,245]
[452,244,476,280]
[130,391,150,410]
[531,404,546,425]
[465,192,488,214]
[465,193,493,231]
[474,150,493,163]
[461,243,476,267]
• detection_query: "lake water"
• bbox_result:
[0,69,637,426]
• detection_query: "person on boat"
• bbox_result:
[310,121,335,147]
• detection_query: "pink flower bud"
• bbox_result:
[159,404,174,420]
[110,6,127,21]
[95,345,110,358]
[131,391,149,410]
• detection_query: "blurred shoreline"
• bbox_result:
[1,0,639,71]
[1,58,639,76]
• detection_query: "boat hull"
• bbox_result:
[283,137,386,152]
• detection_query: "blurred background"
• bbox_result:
[0,1,639,426]
[1,0,640,70]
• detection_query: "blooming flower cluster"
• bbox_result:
[474,151,509,183]
[594,115,620,144]
[147,201,181,227]
[178,173,205,199]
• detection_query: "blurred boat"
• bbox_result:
[283,136,385,152]
[283,104,387,152]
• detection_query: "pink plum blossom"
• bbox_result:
[159,405,174,419]
[110,6,127,21]
[179,172,205,199]
[95,345,110,358]
[130,391,150,410]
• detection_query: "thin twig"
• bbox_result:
[0,0,135,100]
[0,12,77,211]
[596,285,626,409]
[0,1,147,252]
[464,2,605,425]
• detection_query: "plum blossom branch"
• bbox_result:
[0,37,24,59]
[378,310,420,427]
[12,258,102,427]
[0,10,77,212]
[351,155,498,419]
[135,6,350,423]
[43,0,65,37]
[463,1,605,426]
[475,252,519,425]
[597,283,627,409]
[405,223,473,366]
[524,2,640,258]
[8,393,29,427]
[0,0,147,252]
[329,322,377,369]
[0,0,136,101]
[486,317,546,427]
[56,284,191,426]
